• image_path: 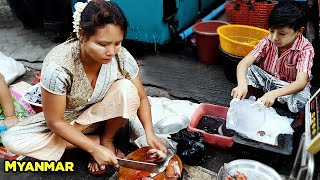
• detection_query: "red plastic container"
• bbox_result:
[32,71,41,85]
[187,103,233,148]
[225,1,277,30]
[192,20,229,64]
[31,105,43,113]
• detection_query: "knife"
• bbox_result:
[116,158,159,173]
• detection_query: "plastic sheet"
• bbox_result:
[226,98,294,145]
[0,52,26,85]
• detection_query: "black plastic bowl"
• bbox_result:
[218,45,243,84]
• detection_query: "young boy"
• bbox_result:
[231,1,314,113]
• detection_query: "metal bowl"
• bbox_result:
[216,159,282,180]
[154,115,189,134]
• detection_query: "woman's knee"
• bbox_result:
[113,79,139,97]
[113,79,140,110]
[2,133,22,154]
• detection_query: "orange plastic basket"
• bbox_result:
[225,1,278,30]
[217,24,269,57]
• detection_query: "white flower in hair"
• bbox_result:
[73,0,92,38]
[72,0,110,39]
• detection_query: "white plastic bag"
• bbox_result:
[227,98,266,132]
[0,52,26,84]
[226,98,294,145]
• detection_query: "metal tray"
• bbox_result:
[216,159,282,180]
[234,132,293,155]
[154,115,189,134]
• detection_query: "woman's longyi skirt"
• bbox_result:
[2,79,140,161]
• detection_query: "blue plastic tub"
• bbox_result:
[71,0,221,45]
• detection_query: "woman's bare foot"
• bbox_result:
[87,137,125,174]
[76,135,108,174]
[87,144,124,174]
[102,142,125,158]
[114,148,125,159]
[88,157,106,175]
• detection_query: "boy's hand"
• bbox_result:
[3,116,18,129]
[231,85,248,100]
[260,91,277,107]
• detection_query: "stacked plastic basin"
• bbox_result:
[217,25,269,83]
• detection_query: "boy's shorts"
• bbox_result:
[246,65,311,113]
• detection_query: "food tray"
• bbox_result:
[23,83,42,107]
[233,132,293,155]
[22,83,43,113]
[216,159,282,180]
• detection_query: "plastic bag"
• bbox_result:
[169,128,205,165]
[0,89,35,144]
[0,89,35,121]
[226,98,294,145]
[227,98,266,132]
[0,52,26,84]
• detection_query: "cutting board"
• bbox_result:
[118,146,183,180]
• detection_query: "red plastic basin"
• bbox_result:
[187,103,233,148]
[31,105,43,113]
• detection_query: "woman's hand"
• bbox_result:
[260,91,277,108]
[91,144,119,169]
[146,132,167,162]
[231,85,248,100]
[146,132,167,154]
[146,148,167,163]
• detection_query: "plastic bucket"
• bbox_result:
[193,20,229,64]
[218,45,243,83]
